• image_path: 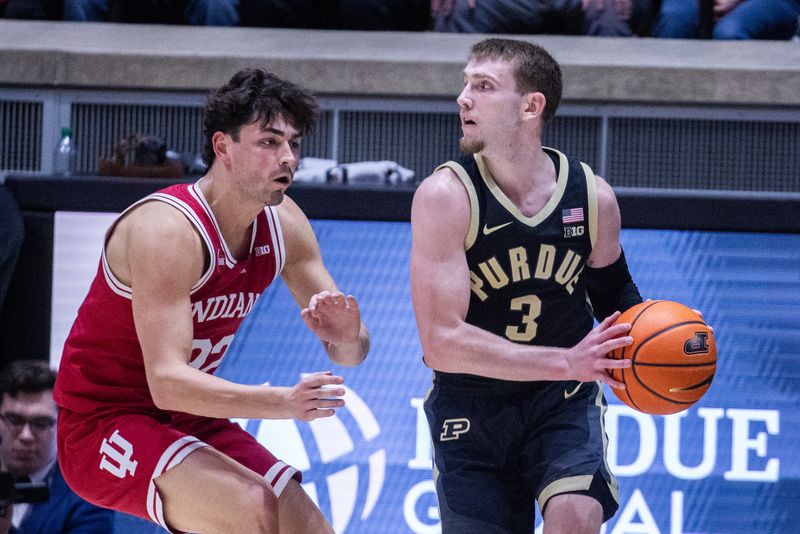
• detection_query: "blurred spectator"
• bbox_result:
[431,0,659,36]
[64,0,239,26]
[0,360,115,533]
[238,0,429,30]
[338,0,429,30]
[98,134,185,179]
[2,0,61,19]
[653,0,800,39]
[651,0,711,37]
[236,0,333,29]
[0,184,23,318]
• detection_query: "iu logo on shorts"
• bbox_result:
[99,430,138,479]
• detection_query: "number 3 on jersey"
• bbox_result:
[505,294,541,342]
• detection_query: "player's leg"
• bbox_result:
[154,446,279,533]
[160,456,334,534]
[58,409,280,532]
[433,467,533,534]
[542,489,604,534]
[423,379,534,533]
[176,414,334,533]
[524,381,619,532]
[276,478,335,534]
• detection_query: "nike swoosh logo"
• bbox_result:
[564,383,582,399]
[482,221,513,235]
[669,375,714,393]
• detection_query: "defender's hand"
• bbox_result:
[300,290,361,344]
[280,371,345,422]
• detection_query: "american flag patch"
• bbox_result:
[562,207,584,224]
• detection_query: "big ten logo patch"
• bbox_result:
[234,382,384,533]
[99,430,138,479]
[563,225,585,238]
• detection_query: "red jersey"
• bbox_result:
[54,181,286,415]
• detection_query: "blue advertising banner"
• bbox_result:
[202,221,800,534]
[67,216,793,533]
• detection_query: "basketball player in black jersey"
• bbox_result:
[410,38,644,533]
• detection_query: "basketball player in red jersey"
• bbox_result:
[53,69,369,533]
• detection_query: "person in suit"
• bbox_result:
[0,360,114,533]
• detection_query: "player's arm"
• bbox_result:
[584,176,643,322]
[410,169,632,385]
[118,202,341,421]
[278,196,369,367]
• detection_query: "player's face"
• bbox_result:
[0,391,58,476]
[457,57,528,154]
[226,116,302,206]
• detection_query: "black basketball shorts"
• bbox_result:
[424,374,619,533]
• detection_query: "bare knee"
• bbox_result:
[157,465,279,534]
[543,494,603,534]
[236,482,279,533]
[208,481,278,533]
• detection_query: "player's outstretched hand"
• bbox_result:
[282,371,346,422]
[565,311,633,388]
[301,290,361,344]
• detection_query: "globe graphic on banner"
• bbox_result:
[235,383,385,533]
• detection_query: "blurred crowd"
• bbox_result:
[0,0,798,40]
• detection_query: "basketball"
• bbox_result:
[609,300,716,415]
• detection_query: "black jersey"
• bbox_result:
[427,149,619,528]
[439,147,598,352]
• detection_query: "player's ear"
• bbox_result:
[523,92,546,122]
[212,131,232,167]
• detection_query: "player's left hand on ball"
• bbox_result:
[649,299,713,333]
[691,308,714,333]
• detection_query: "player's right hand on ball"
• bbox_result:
[566,311,633,388]
[284,371,346,422]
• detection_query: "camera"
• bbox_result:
[0,436,49,509]
[0,472,49,509]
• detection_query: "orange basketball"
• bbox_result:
[609,300,716,415]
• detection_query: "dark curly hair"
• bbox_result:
[469,38,562,126]
[202,68,318,166]
[0,359,56,398]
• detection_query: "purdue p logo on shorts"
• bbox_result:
[440,418,471,441]
[99,429,138,479]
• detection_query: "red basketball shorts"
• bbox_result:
[57,408,301,531]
